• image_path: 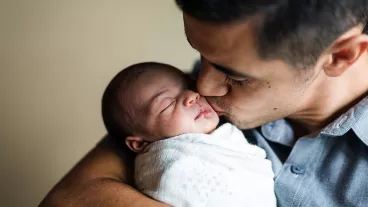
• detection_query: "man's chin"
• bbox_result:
[222,115,266,130]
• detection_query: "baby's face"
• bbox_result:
[124,67,219,141]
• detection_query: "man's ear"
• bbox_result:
[323,27,368,77]
[125,136,150,153]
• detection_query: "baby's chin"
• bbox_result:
[200,116,220,134]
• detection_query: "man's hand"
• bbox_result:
[39,142,170,207]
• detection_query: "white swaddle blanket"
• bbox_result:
[135,123,276,207]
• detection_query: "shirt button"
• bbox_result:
[291,165,305,174]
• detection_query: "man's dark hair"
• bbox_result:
[176,0,368,67]
[101,62,175,148]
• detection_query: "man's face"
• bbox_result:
[184,14,319,129]
[125,67,219,141]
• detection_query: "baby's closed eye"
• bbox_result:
[161,99,176,113]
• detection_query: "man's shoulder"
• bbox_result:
[98,135,135,161]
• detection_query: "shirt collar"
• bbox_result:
[321,96,368,137]
[261,95,368,146]
[261,119,295,147]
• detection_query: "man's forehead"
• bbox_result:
[183,14,255,57]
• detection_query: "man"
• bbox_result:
[41,0,368,206]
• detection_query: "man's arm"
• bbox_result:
[39,143,169,207]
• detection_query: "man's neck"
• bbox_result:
[289,54,368,136]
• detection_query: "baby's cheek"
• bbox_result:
[156,115,179,137]
[168,112,191,135]
[171,115,186,131]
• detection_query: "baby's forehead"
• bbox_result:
[135,68,186,88]
[144,67,185,80]
[125,67,187,103]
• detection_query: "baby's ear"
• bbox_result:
[125,136,150,153]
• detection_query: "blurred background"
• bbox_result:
[0,0,197,206]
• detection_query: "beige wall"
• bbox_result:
[0,1,197,206]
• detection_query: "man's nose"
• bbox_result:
[196,59,229,97]
[184,91,200,107]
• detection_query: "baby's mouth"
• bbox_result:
[195,106,212,121]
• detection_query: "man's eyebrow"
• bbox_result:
[184,28,250,78]
[210,62,250,78]
[184,29,249,78]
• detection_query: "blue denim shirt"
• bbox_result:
[244,96,368,207]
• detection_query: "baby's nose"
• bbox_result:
[184,91,200,107]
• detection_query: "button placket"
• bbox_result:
[291,165,305,175]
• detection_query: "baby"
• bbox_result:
[102,62,276,207]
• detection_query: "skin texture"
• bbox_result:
[123,67,219,152]
[40,14,368,207]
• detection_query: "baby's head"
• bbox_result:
[102,62,219,152]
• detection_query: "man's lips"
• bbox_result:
[207,101,224,116]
